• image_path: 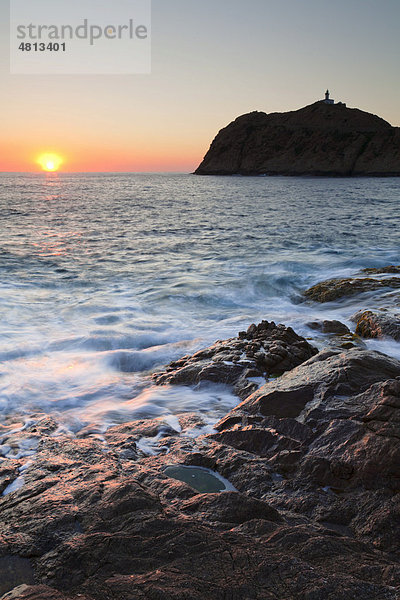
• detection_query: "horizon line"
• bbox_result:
[0,170,193,175]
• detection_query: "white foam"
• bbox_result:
[163,414,182,433]
[0,445,11,457]
[0,174,399,440]
[19,459,34,473]
[136,431,168,456]
[2,475,25,496]
[247,377,266,387]
[366,338,400,361]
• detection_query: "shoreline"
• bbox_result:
[1,268,400,599]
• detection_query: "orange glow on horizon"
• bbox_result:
[37,153,64,172]
[0,141,203,173]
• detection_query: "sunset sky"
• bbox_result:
[1,0,399,173]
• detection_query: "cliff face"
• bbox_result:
[195,102,400,176]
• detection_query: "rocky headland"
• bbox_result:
[195,102,400,176]
[1,268,400,600]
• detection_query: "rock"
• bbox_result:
[153,320,317,398]
[3,425,396,600]
[230,348,400,422]
[210,425,302,458]
[352,309,400,341]
[0,558,35,597]
[0,585,87,600]
[210,348,400,547]
[305,322,366,351]
[104,417,182,459]
[0,464,21,495]
[339,339,363,350]
[362,265,400,275]
[304,276,400,302]
[195,102,400,176]
[180,491,283,525]
[216,347,400,481]
[1,348,400,598]
[307,319,351,335]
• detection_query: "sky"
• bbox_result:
[0,0,399,172]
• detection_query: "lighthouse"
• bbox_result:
[324,89,334,105]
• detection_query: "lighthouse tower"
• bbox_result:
[324,89,334,105]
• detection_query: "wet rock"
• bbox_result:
[210,425,302,458]
[1,349,400,599]
[304,276,400,302]
[299,381,400,490]
[216,413,313,441]
[105,417,180,459]
[212,348,400,552]
[0,585,84,600]
[180,491,283,525]
[178,441,278,498]
[0,463,21,495]
[352,309,400,341]
[350,492,400,553]
[153,320,317,398]
[336,337,366,350]
[177,413,208,431]
[307,319,350,335]
[0,557,35,597]
[230,348,400,423]
[362,265,400,275]
[25,417,59,436]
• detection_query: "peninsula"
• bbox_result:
[195,92,400,176]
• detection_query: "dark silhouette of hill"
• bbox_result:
[195,102,400,176]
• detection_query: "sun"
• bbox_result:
[37,153,63,172]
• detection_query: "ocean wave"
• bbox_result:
[0,173,399,434]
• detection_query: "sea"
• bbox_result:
[0,173,399,453]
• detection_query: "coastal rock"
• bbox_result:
[305,321,366,351]
[179,491,283,525]
[307,319,351,335]
[1,348,400,599]
[227,348,400,422]
[195,102,400,176]
[0,558,35,597]
[0,585,88,600]
[362,265,400,275]
[0,418,399,600]
[304,276,400,302]
[298,379,400,491]
[152,320,318,398]
[352,309,400,341]
[214,348,400,489]
[210,349,400,551]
